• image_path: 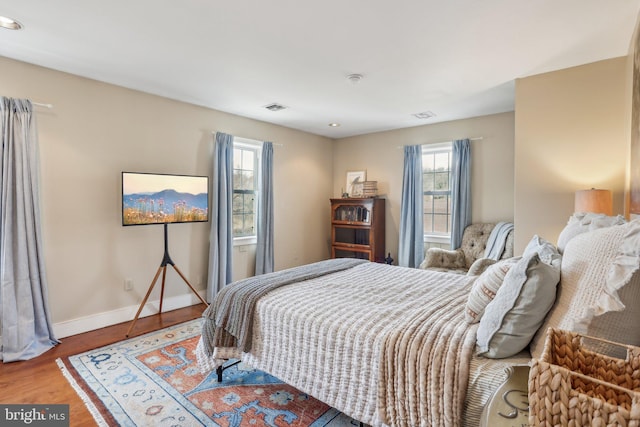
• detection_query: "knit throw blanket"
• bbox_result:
[378,282,479,427]
[200,258,368,356]
[484,221,514,260]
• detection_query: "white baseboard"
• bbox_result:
[52,291,207,339]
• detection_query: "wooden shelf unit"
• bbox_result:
[330,198,385,263]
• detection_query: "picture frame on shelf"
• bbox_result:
[346,170,366,197]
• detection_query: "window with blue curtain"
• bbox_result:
[232,137,263,245]
[422,142,453,239]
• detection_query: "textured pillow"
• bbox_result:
[467,258,497,276]
[476,253,560,358]
[529,220,640,359]
[465,257,519,323]
[522,234,561,268]
[557,213,626,253]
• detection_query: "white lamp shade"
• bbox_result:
[574,189,613,215]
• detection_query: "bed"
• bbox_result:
[196,216,640,427]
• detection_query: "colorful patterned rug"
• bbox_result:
[57,319,359,426]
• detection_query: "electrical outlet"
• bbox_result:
[124,279,134,291]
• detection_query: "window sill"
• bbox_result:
[424,234,451,244]
[233,236,257,246]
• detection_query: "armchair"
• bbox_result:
[419,223,514,275]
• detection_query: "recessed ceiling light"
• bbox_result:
[264,103,287,112]
[328,123,341,127]
[413,111,436,119]
[0,16,23,30]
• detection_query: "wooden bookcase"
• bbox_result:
[330,198,385,263]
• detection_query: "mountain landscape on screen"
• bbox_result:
[123,189,208,225]
[122,172,209,226]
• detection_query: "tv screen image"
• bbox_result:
[122,172,209,226]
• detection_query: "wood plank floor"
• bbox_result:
[0,303,207,426]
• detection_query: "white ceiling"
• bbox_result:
[1,0,639,138]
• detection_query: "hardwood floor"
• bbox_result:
[0,303,207,426]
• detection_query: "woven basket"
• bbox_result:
[529,328,640,427]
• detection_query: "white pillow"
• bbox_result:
[476,253,560,358]
[522,234,561,268]
[529,220,640,359]
[557,213,626,253]
[465,258,519,323]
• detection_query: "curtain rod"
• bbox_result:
[32,102,53,109]
[211,131,283,146]
[396,136,483,149]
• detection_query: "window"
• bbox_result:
[423,143,452,238]
[232,138,261,242]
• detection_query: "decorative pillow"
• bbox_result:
[465,257,519,323]
[557,213,626,253]
[522,234,561,268]
[476,253,560,358]
[529,220,640,359]
[467,258,497,276]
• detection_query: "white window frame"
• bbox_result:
[232,137,262,246]
[422,142,453,244]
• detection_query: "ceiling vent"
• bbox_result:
[413,111,436,119]
[264,103,287,112]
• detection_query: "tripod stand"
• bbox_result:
[126,223,208,337]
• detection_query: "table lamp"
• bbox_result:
[574,188,613,215]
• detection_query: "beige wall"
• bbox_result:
[514,57,629,253]
[333,112,515,260]
[2,48,633,333]
[0,56,333,331]
[625,17,640,218]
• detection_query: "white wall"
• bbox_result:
[333,112,515,261]
[0,56,333,336]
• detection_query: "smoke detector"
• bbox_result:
[347,74,363,84]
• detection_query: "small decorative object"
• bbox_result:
[341,188,349,198]
[352,182,364,197]
[362,181,378,197]
[385,253,394,265]
[345,170,366,197]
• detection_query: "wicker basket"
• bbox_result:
[529,328,640,426]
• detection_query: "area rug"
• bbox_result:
[57,319,359,426]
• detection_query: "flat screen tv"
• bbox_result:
[122,172,209,226]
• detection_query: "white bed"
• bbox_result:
[197,261,531,426]
[197,216,640,427]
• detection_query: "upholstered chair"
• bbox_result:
[419,223,514,275]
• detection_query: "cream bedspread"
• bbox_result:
[197,262,479,426]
